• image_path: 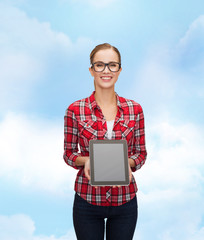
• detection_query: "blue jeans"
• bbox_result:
[73,193,138,240]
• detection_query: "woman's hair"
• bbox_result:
[90,43,121,65]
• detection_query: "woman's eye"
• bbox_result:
[96,64,103,67]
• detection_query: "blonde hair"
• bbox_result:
[90,43,121,65]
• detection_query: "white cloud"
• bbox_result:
[66,0,119,8]
[1,113,203,239]
[0,2,93,111]
[176,15,204,71]
[179,15,204,49]
[138,118,204,196]
[145,120,204,186]
[1,113,202,239]
[128,16,204,239]
[0,1,92,193]
[190,227,204,240]
[0,112,76,196]
[0,214,76,240]
[0,8,204,240]
[0,214,35,240]
[129,15,204,116]
[133,117,204,240]
[84,0,118,7]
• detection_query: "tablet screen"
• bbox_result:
[93,143,125,181]
[89,140,129,186]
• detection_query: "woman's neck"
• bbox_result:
[94,88,117,107]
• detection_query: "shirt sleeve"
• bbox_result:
[129,104,147,172]
[63,104,82,170]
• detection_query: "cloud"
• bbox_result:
[0,2,92,112]
[129,15,204,117]
[0,214,76,240]
[0,214,35,240]
[179,15,204,47]
[128,15,204,239]
[0,112,76,196]
[66,0,119,8]
[140,118,204,196]
[133,117,204,240]
[83,0,118,7]
[1,113,202,239]
[1,112,203,239]
[177,15,204,70]
[191,228,204,240]
[0,9,204,240]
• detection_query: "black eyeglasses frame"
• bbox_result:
[91,61,121,72]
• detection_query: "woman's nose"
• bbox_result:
[103,65,110,73]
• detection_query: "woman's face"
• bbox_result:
[89,48,122,90]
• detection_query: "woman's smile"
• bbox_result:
[100,75,112,82]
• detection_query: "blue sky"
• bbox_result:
[0,0,204,239]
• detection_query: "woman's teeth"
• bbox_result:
[101,77,111,80]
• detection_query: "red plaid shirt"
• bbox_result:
[63,91,147,206]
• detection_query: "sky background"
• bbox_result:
[0,0,204,239]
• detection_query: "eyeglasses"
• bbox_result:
[91,61,121,72]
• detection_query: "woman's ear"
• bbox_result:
[89,67,94,77]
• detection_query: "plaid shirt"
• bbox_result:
[63,91,147,206]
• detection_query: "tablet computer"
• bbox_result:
[89,140,129,186]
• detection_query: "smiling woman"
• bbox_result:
[63,43,147,240]
[89,43,122,93]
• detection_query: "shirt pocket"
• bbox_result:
[120,120,136,143]
[78,120,98,141]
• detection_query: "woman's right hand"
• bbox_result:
[84,157,91,181]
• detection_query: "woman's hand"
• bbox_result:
[84,158,98,188]
[84,158,133,187]
[112,163,132,188]
[129,164,132,183]
[84,157,91,181]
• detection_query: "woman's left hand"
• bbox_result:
[112,163,132,188]
[129,164,132,183]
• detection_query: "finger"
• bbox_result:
[129,174,132,183]
[88,169,91,180]
[84,168,90,180]
[129,166,132,183]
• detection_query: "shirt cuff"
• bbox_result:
[64,152,83,170]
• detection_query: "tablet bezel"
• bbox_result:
[89,140,129,186]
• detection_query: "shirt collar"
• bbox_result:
[88,91,123,111]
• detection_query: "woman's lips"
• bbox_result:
[101,76,112,82]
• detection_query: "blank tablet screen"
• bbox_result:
[93,143,125,181]
[89,140,129,186]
